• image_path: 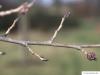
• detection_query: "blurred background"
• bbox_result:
[0,0,100,75]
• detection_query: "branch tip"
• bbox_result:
[64,10,70,18]
[86,52,97,61]
[40,57,48,62]
[49,10,70,43]
[5,17,20,36]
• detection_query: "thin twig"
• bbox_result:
[4,17,20,36]
[28,0,36,7]
[0,5,2,9]
[49,11,70,43]
[26,45,48,61]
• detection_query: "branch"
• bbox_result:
[26,45,48,61]
[0,0,97,61]
[48,11,70,43]
[0,36,98,61]
[0,0,36,17]
[1,0,36,36]
[1,36,100,49]
[4,17,20,36]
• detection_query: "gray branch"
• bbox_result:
[49,11,70,43]
[0,36,100,50]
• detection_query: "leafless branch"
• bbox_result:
[48,11,70,43]
[26,45,48,61]
[0,35,98,61]
[0,0,36,17]
[1,0,36,36]
[4,17,20,36]
[0,0,98,61]
[1,36,100,49]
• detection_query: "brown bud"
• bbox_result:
[19,2,29,15]
[87,52,96,61]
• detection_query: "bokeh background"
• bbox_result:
[0,0,100,75]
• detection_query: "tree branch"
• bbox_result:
[48,11,70,43]
[1,0,36,36]
[0,35,98,61]
[0,0,97,61]
[26,45,48,61]
[0,0,36,17]
[4,17,20,36]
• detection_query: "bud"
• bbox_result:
[19,2,29,15]
[86,52,96,61]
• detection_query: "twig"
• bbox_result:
[28,0,36,7]
[26,45,48,61]
[48,11,70,43]
[4,17,20,36]
[0,0,36,17]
